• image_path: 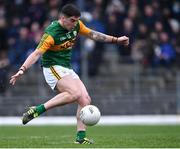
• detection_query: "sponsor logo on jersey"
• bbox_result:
[66,33,71,39]
[60,36,66,41]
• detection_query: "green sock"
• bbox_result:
[35,104,46,115]
[76,131,86,141]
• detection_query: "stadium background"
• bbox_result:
[0,0,180,122]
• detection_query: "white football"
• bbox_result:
[80,105,101,126]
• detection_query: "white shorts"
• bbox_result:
[43,65,79,90]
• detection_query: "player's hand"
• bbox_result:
[9,70,24,85]
[117,36,129,46]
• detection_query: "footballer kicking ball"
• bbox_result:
[80,105,101,126]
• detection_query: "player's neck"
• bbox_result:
[58,20,68,31]
[58,20,64,27]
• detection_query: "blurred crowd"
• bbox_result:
[0,0,180,93]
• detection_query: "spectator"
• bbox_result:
[0,50,9,95]
[0,12,7,52]
[86,10,105,76]
[153,32,176,69]
[143,5,157,31]
[7,17,21,39]
[118,18,135,63]
[8,27,36,67]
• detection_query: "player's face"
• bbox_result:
[62,16,80,31]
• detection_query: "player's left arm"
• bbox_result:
[79,20,129,46]
[87,30,129,46]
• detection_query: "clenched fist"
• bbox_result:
[117,36,129,46]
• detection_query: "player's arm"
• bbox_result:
[10,33,54,85]
[9,49,42,85]
[79,20,129,46]
[87,30,129,46]
[22,49,42,69]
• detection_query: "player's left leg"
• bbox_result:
[74,79,93,144]
[76,79,91,131]
[74,105,94,144]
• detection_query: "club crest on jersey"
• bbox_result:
[73,31,77,36]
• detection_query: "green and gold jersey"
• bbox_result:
[37,20,91,68]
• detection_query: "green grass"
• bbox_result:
[0,125,180,148]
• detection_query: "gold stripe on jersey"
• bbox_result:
[37,33,54,53]
[79,20,91,36]
[50,66,61,80]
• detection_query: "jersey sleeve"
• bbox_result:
[37,33,54,53]
[79,20,91,36]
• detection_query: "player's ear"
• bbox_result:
[59,13,65,20]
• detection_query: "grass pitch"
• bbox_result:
[0,125,180,148]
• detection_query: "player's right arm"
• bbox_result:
[10,33,54,85]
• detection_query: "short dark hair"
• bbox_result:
[61,4,81,17]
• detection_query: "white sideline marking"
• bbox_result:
[0,115,180,125]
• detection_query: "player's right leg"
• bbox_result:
[22,91,76,125]
[22,75,81,124]
[22,66,82,125]
[22,106,38,125]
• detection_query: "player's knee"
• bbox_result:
[79,96,91,107]
[87,95,91,104]
[83,95,91,105]
[70,90,82,101]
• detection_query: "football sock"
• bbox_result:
[76,131,86,140]
[36,104,46,115]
